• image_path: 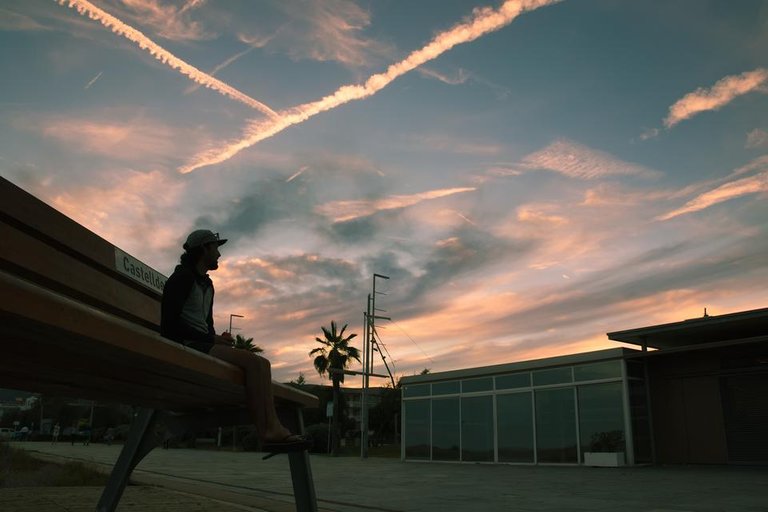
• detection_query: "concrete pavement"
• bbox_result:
[7,442,768,512]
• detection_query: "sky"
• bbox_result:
[1,0,767,385]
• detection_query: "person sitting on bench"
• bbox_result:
[161,229,309,451]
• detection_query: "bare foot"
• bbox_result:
[263,425,294,443]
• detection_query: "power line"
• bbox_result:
[389,319,434,364]
[371,327,396,376]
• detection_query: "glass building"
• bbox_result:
[401,348,650,465]
[402,307,768,466]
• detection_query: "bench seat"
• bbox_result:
[0,269,316,411]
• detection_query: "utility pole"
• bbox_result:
[229,314,244,335]
[361,273,390,458]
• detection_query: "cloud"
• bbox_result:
[117,0,214,41]
[520,139,660,179]
[56,0,279,118]
[657,170,768,221]
[516,204,568,226]
[183,45,259,95]
[417,67,512,100]
[413,134,503,155]
[315,187,476,223]
[26,110,181,162]
[746,128,768,149]
[417,67,470,85]
[271,0,389,67]
[638,127,659,141]
[0,8,51,31]
[664,68,768,128]
[48,169,188,267]
[179,0,563,173]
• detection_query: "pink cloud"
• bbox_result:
[118,0,213,41]
[49,169,187,265]
[32,112,176,160]
[664,68,768,128]
[315,187,476,223]
[657,170,768,220]
[746,128,768,149]
[520,139,660,179]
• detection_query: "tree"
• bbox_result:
[309,321,360,455]
[369,381,402,446]
[232,334,264,353]
[290,373,307,386]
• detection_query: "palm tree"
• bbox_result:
[310,321,360,455]
[232,334,264,353]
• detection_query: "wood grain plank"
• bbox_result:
[0,222,161,327]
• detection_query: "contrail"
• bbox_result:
[185,45,256,95]
[286,165,309,182]
[55,0,279,119]
[84,71,102,89]
[179,0,562,173]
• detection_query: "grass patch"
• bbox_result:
[0,441,109,487]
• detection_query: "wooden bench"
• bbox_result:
[0,177,319,511]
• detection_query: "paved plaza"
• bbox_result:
[4,442,768,511]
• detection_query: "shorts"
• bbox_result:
[184,340,215,354]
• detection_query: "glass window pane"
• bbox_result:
[578,382,625,459]
[496,373,531,389]
[432,381,460,395]
[403,384,430,398]
[462,378,493,393]
[535,387,577,463]
[532,367,573,386]
[404,400,430,459]
[497,392,534,462]
[432,398,460,461]
[461,396,494,462]
[628,379,652,463]
[574,361,622,381]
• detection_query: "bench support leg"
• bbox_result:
[97,408,159,512]
[279,407,317,512]
[288,450,318,512]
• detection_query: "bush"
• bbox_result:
[304,423,329,454]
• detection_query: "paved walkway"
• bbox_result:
[6,442,768,511]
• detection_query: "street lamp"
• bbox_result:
[229,314,244,334]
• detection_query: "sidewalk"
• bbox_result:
[6,442,768,511]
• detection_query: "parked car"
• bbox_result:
[0,428,12,439]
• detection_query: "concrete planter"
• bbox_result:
[583,451,626,467]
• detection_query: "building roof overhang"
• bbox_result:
[401,347,637,385]
[607,307,768,350]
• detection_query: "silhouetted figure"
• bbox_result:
[160,230,309,453]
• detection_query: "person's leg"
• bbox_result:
[208,345,294,443]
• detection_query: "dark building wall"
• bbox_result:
[646,351,729,464]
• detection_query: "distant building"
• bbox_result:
[343,387,386,426]
[400,307,768,465]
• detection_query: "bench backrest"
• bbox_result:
[0,177,167,332]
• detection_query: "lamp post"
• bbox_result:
[229,314,244,335]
